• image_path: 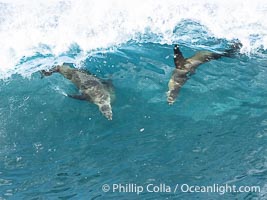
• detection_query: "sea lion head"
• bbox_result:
[98,103,113,120]
[167,76,180,105]
[167,88,179,105]
[167,69,187,105]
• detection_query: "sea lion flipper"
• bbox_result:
[101,79,114,93]
[188,41,242,65]
[101,77,113,84]
[187,51,222,66]
[68,93,88,101]
[223,42,242,57]
[173,44,185,69]
[101,79,113,89]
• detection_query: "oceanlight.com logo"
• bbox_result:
[179,184,260,195]
[101,183,261,195]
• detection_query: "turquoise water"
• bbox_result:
[1,42,267,199]
[1,1,267,199]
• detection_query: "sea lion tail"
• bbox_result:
[223,42,243,57]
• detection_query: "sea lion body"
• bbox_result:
[167,43,242,104]
[42,64,114,120]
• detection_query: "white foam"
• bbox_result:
[0,0,266,78]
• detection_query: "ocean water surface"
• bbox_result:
[0,0,267,199]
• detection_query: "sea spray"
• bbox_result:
[0,0,266,78]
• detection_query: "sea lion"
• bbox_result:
[167,43,242,104]
[41,64,114,120]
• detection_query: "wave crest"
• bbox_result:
[0,0,266,77]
